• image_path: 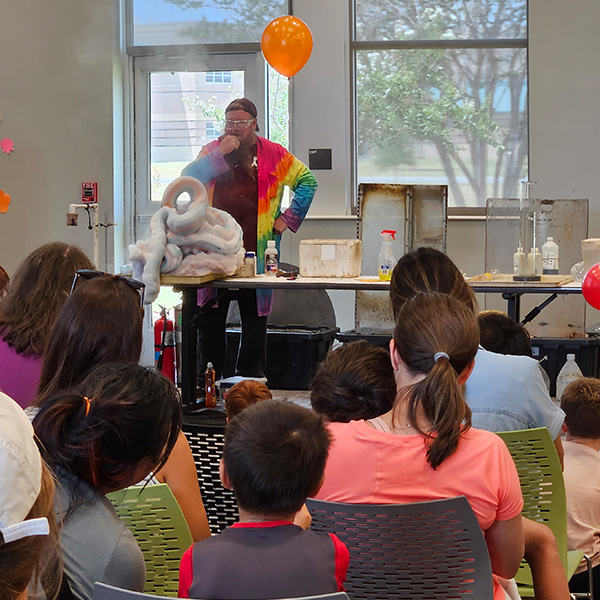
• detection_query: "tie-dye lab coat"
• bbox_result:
[181,136,317,315]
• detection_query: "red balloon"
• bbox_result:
[582,263,600,309]
[261,16,313,78]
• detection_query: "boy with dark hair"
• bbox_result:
[478,310,532,357]
[311,340,395,422]
[560,377,600,597]
[178,401,349,600]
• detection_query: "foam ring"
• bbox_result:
[161,176,207,209]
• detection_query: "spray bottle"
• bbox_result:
[378,230,397,281]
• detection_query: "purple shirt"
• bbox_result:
[0,338,43,409]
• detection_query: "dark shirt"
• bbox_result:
[213,144,258,252]
[179,521,349,600]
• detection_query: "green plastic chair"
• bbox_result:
[107,484,193,598]
[496,428,585,597]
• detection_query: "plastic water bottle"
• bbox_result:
[555,353,583,401]
[265,240,278,276]
[205,362,216,408]
[378,230,396,281]
[542,237,559,275]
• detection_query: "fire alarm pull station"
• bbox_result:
[81,182,98,204]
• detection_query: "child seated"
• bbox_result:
[478,310,532,357]
[310,340,395,422]
[178,401,349,600]
[560,377,600,596]
[225,379,272,421]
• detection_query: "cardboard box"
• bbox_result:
[299,239,362,278]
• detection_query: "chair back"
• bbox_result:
[106,484,193,597]
[306,496,493,600]
[496,427,569,585]
[181,412,238,533]
[93,582,350,600]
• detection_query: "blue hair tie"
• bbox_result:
[434,352,450,362]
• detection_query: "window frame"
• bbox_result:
[349,1,529,217]
[131,51,266,237]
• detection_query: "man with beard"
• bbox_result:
[181,98,317,382]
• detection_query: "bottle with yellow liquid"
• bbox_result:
[378,230,396,281]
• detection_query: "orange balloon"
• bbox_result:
[261,16,313,78]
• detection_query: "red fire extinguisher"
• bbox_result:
[154,306,176,383]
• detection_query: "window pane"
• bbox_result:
[132,0,288,46]
[149,70,244,201]
[267,65,289,149]
[355,0,527,41]
[356,48,527,208]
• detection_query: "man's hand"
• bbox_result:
[273,216,288,235]
[219,135,240,156]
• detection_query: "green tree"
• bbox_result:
[166,0,288,43]
[356,0,527,206]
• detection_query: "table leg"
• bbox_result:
[180,287,198,410]
[502,292,521,322]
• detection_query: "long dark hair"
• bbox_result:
[34,363,181,493]
[0,242,93,355]
[36,275,143,406]
[390,247,477,319]
[393,292,479,469]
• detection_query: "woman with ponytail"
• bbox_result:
[33,363,182,600]
[317,292,525,600]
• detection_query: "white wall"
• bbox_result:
[0,0,598,328]
[0,0,116,273]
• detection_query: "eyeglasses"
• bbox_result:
[224,118,255,130]
[70,270,146,307]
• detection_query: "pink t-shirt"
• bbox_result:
[0,338,43,409]
[316,420,523,600]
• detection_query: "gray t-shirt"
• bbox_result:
[55,469,146,600]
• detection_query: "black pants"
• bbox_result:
[197,289,267,381]
[569,563,598,596]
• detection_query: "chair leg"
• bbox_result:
[570,554,594,600]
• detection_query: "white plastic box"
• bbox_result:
[299,239,362,278]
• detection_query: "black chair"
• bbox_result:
[93,582,351,600]
[181,410,237,534]
[306,496,494,600]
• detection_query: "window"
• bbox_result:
[205,121,219,138]
[353,0,528,210]
[205,71,232,84]
[131,0,288,46]
[128,0,291,240]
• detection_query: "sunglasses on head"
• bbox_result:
[70,270,145,307]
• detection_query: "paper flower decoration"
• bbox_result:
[0,138,14,154]
[0,190,11,213]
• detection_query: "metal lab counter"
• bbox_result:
[162,274,581,407]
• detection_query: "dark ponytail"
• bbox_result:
[393,292,479,469]
[34,363,181,493]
